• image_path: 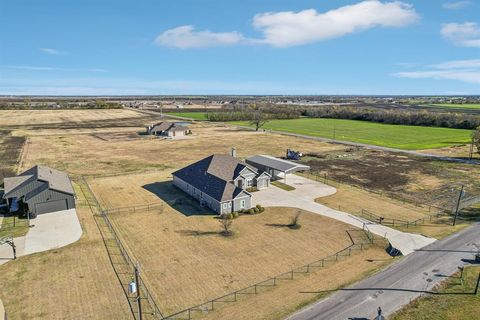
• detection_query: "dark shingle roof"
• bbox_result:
[172,155,252,202]
[3,165,74,198]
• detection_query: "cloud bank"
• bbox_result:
[442,1,471,10]
[155,1,418,49]
[394,59,480,84]
[441,22,480,47]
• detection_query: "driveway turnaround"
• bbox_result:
[286,222,480,320]
[253,174,436,255]
[24,209,82,254]
[0,209,82,265]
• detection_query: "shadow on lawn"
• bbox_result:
[142,181,214,217]
[175,230,221,237]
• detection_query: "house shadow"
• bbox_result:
[142,181,215,217]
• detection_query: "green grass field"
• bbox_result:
[166,112,207,120]
[232,118,472,150]
[427,104,480,110]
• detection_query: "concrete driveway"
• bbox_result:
[0,209,82,265]
[253,174,436,255]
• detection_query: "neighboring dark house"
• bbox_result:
[172,150,270,214]
[146,121,191,138]
[2,165,76,217]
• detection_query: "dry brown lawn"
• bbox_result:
[0,183,131,319]
[199,246,391,320]
[97,190,366,316]
[18,123,343,178]
[314,184,430,221]
[312,182,468,239]
[0,109,144,127]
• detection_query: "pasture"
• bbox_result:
[233,118,473,150]
[0,108,478,319]
[429,103,480,110]
[89,172,388,316]
[166,112,208,120]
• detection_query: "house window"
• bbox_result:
[228,202,231,208]
[223,203,228,210]
[247,179,253,187]
[240,200,245,209]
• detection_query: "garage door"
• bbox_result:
[35,199,68,214]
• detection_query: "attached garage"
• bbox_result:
[35,199,69,215]
[3,165,76,217]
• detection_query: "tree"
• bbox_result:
[288,211,302,230]
[473,126,480,155]
[219,215,233,236]
[248,104,269,131]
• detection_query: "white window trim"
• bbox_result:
[222,203,228,209]
[240,200,245,209]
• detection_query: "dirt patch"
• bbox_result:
[0,130,26,181]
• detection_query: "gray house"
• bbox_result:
[2,165,76,217]
[146,122,191,138]
[172,152,270,214]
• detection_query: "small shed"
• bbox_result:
[246,155,310,183]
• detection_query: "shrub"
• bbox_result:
[232,212,239,218]
[253,207,260,214]
[248,209,255,215]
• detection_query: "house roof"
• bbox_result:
[150,122,190,133]
[3,165,74,198]
[246,155,310,173]
[172,154,253,202]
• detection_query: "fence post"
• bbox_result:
[348,248,351,256]
[306,264,310,273]
[291,270,294,279]
[321,259,324,267]
[254,284,257,294]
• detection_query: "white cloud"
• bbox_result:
[252,1,419,47]
[40,48,67,55]
[9,65,107,72]
[442,1,471,10]
[154,1,418,49]
[393,59,480,84]
[431,59,480,69]
[154,25,245,49]
[441,22,480,47]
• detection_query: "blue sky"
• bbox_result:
[0,0,479,95]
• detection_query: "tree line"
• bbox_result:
[304,106,480,130]
[205,104,480,130]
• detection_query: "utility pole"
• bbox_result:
[453,185,464,226]
[474,272,480,295]
[469,136,474,160]
[134,263,143,320]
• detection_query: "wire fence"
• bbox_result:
[104,203,165,215]
[163,229,375,320]
[360,208,447,228]
[304,171,438,209]
[79,178,166,320]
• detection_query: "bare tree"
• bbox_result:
[473,126,480,155]
[219,215,233,236]
[248,104,270,131]
[288,211,302,229]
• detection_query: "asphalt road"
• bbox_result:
[286,222,480,320]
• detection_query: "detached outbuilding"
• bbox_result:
[2,165,76,217]
[246,155,310,183]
